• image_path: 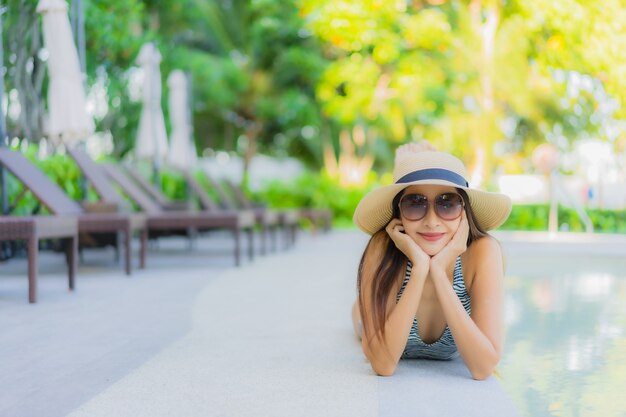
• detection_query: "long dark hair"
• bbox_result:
[356,187,487,347]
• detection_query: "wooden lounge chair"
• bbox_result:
[0,148,146,275]
[105,163,255,265]
[197,172,286,254]
[122,165,190,211]
[207,172,330,238]
[222,177,301,250]
[299,207,333,234]
[67,148,254,266]
[179,171,277,255]
[0,215,77,303]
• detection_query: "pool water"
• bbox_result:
[500,253,626,417]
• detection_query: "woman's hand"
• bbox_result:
[430,210,469,275]
[385,219,430,268]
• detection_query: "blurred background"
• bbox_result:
[2,0,625,230]
[1,2,626,416]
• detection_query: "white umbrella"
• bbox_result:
[37,0,94,145]
[167,70,197,171]
[135,42,168,163]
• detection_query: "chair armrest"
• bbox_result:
[81,201,119,213]
[162,201,192,211]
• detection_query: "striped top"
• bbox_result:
[396,257,471,360]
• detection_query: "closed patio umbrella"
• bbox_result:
[37,0,94,145]
[1,6,7,215]
[135,42,168,165]
[167,70,196,171]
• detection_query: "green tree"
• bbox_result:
[303,0,626,184]
[2,0,151,155]
[3,0,46,140]
[143,0,329,180]
[83,0,151,155]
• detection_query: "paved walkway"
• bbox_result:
[1,230,521,417]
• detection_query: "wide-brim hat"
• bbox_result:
[353,151,512,235]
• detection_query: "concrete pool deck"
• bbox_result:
[6,229,614,416]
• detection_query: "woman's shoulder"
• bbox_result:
[467,234,502,257]
[462,234,503,285]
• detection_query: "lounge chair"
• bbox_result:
[67,148,254,266]
[222,177,301,249]
[176,171,281,255]
[210,173,331,237]
[299,207,333,234]
[0,215,77,303]
[196,172,286,254]
[0,148,146,275]
[122,164,190,211]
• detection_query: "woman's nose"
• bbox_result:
[421,203,441,227]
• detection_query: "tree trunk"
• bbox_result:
[242,121,261,190]
[469,0,499,186]
[7,2,45,141]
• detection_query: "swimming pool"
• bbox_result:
[499,248,626,417]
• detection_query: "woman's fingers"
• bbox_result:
[386,219,403,234]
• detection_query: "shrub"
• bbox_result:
[500,204,626,233]
[252,170,381,228]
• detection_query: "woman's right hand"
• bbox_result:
[385,219,430,268]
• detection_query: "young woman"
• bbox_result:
[351,147,511,380]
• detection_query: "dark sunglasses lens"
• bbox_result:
[435,193,463,220]
[400,194,427,220]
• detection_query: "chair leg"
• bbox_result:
[271,226,278,252]
[124,226,131,275]
[247,227,254,261]
[290,224,297,246]
[260,223,267,255]
[139,228,147,269]
[67,235,77,291]
[284,226,290,250]
[234,227,241,267]
[27,236,38,304]
[114,234,120,262]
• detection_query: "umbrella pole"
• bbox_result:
[149,50,160,187]
[152,160,160,187]
[71,0,86,75]
[0,7,9,215]
[185,71,193,201]
[71,0,89,199]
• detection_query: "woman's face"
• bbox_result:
[398,184,463,256]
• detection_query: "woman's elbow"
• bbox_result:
[470,368,493,381]
[469,354,500,380]
[365,350,398,376]
[371,361,397,377]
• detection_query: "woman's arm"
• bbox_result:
[360,221,430,376]
[430,235,504,380]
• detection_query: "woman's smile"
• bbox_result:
[419,232,446,242]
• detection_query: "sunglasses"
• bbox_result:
[399,192,464,221]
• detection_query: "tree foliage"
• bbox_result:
[302,0,626,183]
[1,0,624,182]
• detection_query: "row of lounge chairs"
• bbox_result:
[0,148,332,303]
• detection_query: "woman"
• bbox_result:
[351,145,511,379]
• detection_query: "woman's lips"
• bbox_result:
[419,233,445,242]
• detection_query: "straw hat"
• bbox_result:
[353,151,512,235]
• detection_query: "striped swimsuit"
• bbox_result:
[396,257,471,360]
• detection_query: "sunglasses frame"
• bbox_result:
[398,192,465,221]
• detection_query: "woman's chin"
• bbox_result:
[417,242,444,257]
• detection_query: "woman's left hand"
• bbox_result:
[430,210,469,275]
